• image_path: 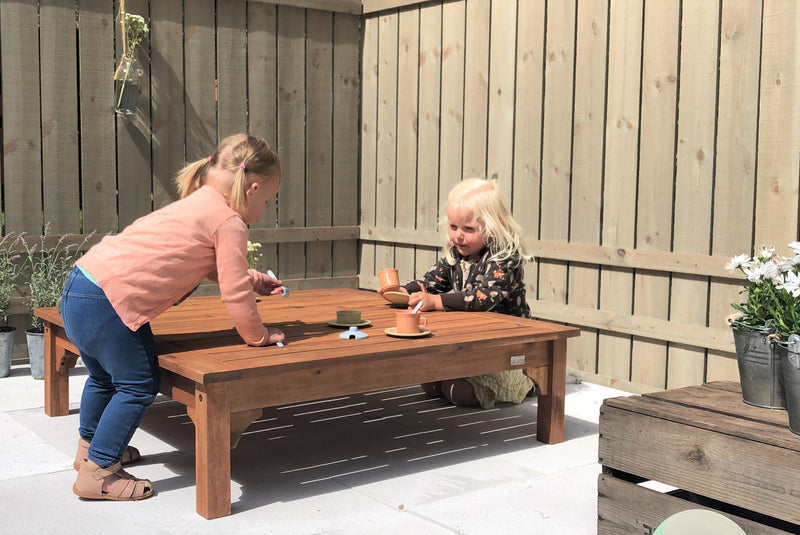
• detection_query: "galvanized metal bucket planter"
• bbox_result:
[728,315,786,409]
[0,327,14,378]
[25,329,44,380]
[775,335,800,436]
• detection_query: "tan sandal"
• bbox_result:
[73,438,142,471]
[73,458,154,501]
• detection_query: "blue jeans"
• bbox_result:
[61,268,160,467]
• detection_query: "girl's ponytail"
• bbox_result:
[175,134,281,218]
[228,165,249,216]
[174,158,211,198]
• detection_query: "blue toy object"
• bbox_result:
[267,269,290,298]
[339,326,368,340]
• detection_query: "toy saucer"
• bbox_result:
[382,291,409,307]
[384,327,431,338]
[379,284,401,293]
[327,319,372,328]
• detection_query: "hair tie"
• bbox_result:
[206,156,212,162]
[239,163,246,170]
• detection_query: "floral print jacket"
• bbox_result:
[403,246,530,318]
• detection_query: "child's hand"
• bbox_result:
[249,269,283,296]
[266,327,285,346]
[408,291,442,312]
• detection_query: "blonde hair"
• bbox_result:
[441,178,533,266]
[174,134,282,218]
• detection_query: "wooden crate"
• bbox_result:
[598,381,800,534]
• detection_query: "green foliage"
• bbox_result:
[246,241,262,270]
[122,12,149,57]
[23,224,94,332]
[730,279,780,332]
[771,288,800,340]
[0,233,23,328]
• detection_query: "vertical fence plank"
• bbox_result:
[487,0,516,190]
[151,0,184,210]
[79,0,117,233]
[514,0,545,330]
[277,6,307,280]
[415,3,442,275]
[332,13,360,279]
[667,0,719,389]
[708,0,762,382]
[598,0,642,381]
[1,0,43,233]
[217,0,248,137]
[184,0,217,160]
[539,0,575,309]
[630,0,679,389]
[439,0,465,199]
[247,2,279,270]
[395,7,420,281]
[755,1,800,249]
[567,0,606,374]
[462,0,489,178]
[40,0,81,233]
[375,12,399,273]
[359,15,379,283]
[117,0,153,228]
[306,10,334,279]
[436,0,465,277]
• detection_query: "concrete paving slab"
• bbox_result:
[0,364,632,534]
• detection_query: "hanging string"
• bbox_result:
[120,0,128,58]
[114,0,129,79]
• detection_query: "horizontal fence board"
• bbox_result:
[251,0,361,14]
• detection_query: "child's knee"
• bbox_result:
[442,379,479,407]
[421,381,444,398]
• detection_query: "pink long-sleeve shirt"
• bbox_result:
[77,185,269,345]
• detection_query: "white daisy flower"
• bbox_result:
[725,254,750,273]
[778,271,800,298]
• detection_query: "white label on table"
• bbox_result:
[510,355,525,365]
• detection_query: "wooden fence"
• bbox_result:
[3,0,799,395]
[0,0,361,360]
[359,0,800,393]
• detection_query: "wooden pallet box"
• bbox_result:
[597,381,800,534]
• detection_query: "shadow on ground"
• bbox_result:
[137,383,601,513]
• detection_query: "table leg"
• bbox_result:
[44,325,74,417]
[532,338,566,444]
[189,382,232,519]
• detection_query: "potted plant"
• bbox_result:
[766,244,800,435]
[0,233,23,378]
[114,11,148,115]
[725,245,786,409]
[246,240,263,270]
[22,225,93,379]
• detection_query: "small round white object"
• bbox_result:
[654,510,745,535]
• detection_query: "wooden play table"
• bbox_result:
[37,288,579,519]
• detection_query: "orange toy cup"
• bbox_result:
[377,268,401,293]
[395,311,428,334]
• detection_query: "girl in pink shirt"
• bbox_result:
[65,134,284,501]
